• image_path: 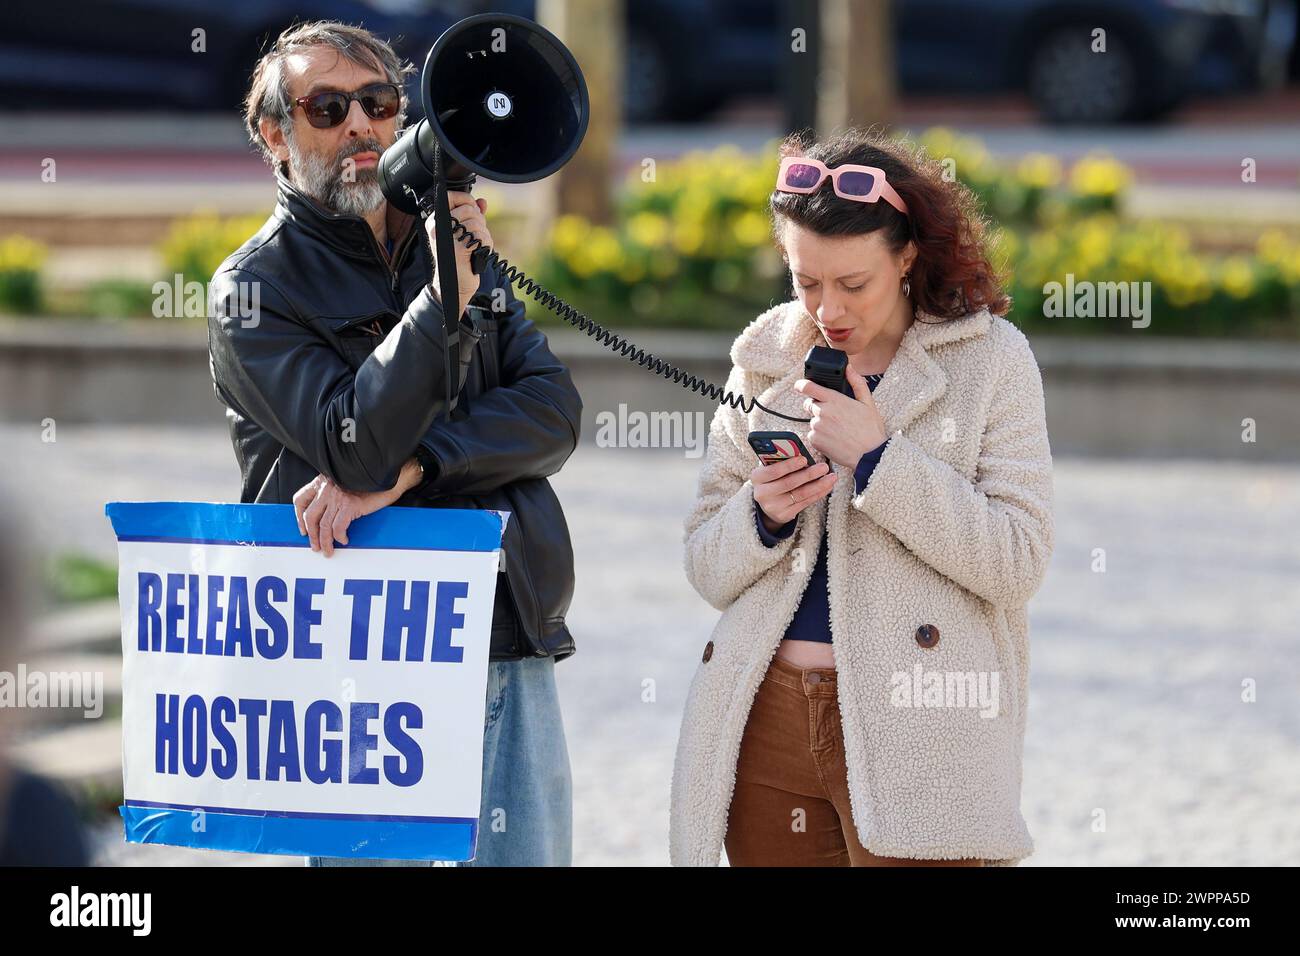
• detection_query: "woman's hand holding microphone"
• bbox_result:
[795,366,887,467]
[751,366,888,535]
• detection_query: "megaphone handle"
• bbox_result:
[430,145,463,422]
[469,247,490,275]
[410,189,486,278]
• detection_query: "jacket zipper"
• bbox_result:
[366,219,419,303]
[336,311,396,335]
[388,230,409,297]
[339,221,419,338]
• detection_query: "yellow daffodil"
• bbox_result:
[0,234,48,272]
[1070,154,1133,197]
[1219,257,1255,299]
[1017,153,1062,189]
[731,210,770,248]
[626,211,670,248]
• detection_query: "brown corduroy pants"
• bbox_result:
[724,655,985,867]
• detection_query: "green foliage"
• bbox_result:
[83,279,158,319]
[916,127,1131,227]
[45,553,119,604]
[530,130,1298,336]
[532,141,789,329]
[5,135,1299,338]
[997,218,1300,335]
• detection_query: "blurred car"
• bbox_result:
[3,0,1295,123]
[886,0,1295,124]
[489,0,777,122]
[0,0,469,114]
[498,0,1298,124]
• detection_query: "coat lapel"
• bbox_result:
[738,302,820,430]
[873,308,994,432]
[870,325,947,435]
[752,361,814,426]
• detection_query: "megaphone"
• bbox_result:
[376,13,810,432]
[379,12,590,212]
[378,12,588,424]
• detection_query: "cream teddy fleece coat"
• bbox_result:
[670,298,1054,866]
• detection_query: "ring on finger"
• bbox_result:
[788,491,796,505]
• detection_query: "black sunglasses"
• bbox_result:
[292,82,401,129]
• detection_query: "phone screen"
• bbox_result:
[748,432,814,469]
[757,438,805,466]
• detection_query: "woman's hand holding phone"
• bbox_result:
[751,456,838,533]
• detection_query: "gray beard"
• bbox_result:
[286,135,385,218]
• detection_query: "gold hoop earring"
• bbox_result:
[902,275,911,297]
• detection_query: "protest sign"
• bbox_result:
[103,501,506,861]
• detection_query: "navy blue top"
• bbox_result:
[755,373,886,643]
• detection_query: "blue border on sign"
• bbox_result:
[105,501,506,552]
[121,800,478,861]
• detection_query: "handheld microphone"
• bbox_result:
[803,346,849,397]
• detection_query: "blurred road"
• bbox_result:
[4,93,1300,189]
[6,424,1299,866]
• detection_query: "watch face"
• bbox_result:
[416,450,436,479]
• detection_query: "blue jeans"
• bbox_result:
[305,655,572,867]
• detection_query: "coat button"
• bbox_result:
[915,624,940,648]
[702,641,714,663]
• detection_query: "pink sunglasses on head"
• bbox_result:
[776,156,909,216]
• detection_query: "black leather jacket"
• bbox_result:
[207,175,582,662]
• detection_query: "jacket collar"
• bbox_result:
[733,299,992,435]
[272,171,417,262]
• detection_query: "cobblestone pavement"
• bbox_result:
[7,425,1299,866]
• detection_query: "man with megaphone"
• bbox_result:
[206,20,582,867]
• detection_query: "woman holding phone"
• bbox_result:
[670,127,1054,866]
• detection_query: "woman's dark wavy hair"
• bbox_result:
[770,126,1011,320]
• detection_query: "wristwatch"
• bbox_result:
[413,445,438,486]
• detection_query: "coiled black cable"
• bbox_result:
[446,216,812,424]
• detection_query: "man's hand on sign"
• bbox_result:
[293,458,424,557]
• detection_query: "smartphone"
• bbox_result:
[748,431,816,469]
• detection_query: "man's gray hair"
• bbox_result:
[243,21,415,171]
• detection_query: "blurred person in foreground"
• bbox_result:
[0,495,90,865]
[207,21,582,866]
[670,128,1054,866]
